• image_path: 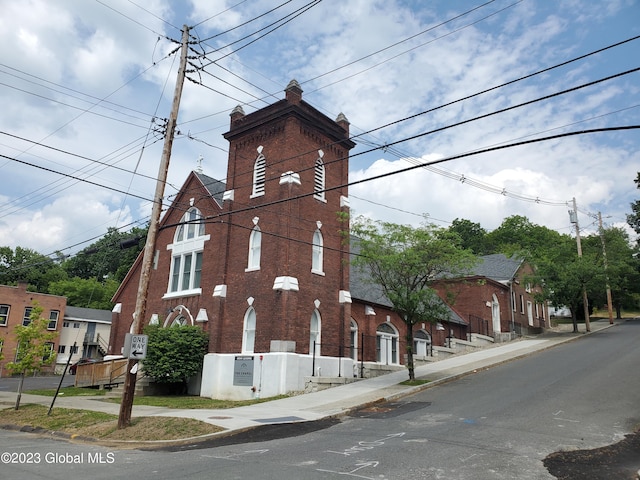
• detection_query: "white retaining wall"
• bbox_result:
[200,352,356,400]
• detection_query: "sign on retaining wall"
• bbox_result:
[233,356,254,386]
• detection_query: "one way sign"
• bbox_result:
[124,333,148,360]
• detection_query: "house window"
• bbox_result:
[313,156,325,201]
[48,310,59,330]
[247,226,261,271]
[170,252,203,292]
[311,229,324,274]
[63,321,70,328]
[43,342,54,362]
[166,207,207,297]
[0,305,9,326]
[310,309,321,355]
[22,307,33,326]
[58,345,66,354]
[73,322,80,328]
[251,153,266,198]
[71,345,79,354]
[242,307,256,354]
[350,318,358,361]
[511,291,516,312]
[520,294,524,314]
[0,339,3,355]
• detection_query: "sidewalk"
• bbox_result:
[0,319,619,442]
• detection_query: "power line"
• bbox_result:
[162,126,640,231]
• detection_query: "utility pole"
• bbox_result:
[598,212,615,324]
[118,25,191,429]
[569,198,591,332]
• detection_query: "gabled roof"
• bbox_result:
[64,306,112,324]
[349,238,467,326]
[194,171,226,207]
[471,254,524,283]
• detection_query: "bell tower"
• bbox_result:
[213,80,355,357]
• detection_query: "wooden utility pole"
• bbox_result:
[598,212,615,324]
[570,197,591,332]
[118,25,191,429]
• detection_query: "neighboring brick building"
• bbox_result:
[0,282,64,377]
[432,254,548,340]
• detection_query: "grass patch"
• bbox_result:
[25,386,107,397]
[105,393,289,409]
[0,404,223,441]
[399,379,430,386]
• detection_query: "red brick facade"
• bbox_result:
[110,81,355,359]
[0,282,64,377]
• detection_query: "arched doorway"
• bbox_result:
[376,323,399,365]
[491,294,501,333]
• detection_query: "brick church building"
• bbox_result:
[110,81,359,398]
[109,81,541,399]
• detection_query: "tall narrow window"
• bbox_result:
[310,309,321,355]
[314,157,325,201]
[247,226,262,270]
[242,307,256,353]
[0,305,9,326]
[48,311,59,330]
[22,307,33,327]
[252,153,266,197]
[312,229,324,274]
[166,207,208,297]
[350,319,358,360]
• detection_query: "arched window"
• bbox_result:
[247,226,261,270]
[163,305,194,327]
[242,307,256,353]
[174,207,206,243]
[167,207,207,297]
[310,309,321,355]
[314,156,325,201]
[251,153,266,198]
[311,229,323,274]
[413,329,431,357]
[350,318,358,360]
[376,323,399,365]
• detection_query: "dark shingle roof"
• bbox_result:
[471,254,523,283]
[64,306,112,323]
[349,238,467,326]
[194,171,226,206]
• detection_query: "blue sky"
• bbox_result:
[0,0,638,256]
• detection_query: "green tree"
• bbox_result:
[62,226,146,282]
[485,215,566,261]
[534,235,604,332]
[0,246,67,293]
[48,277,119,309]
[142,324,208,394]
[583,226,640,317]
[5,303,58,410]
[449,218,489,255]
[350,217,477,380]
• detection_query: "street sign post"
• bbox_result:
[123,333,148,360]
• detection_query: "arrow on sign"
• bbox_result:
[131,350,144,357]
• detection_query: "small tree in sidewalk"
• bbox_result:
[5,302,58,410]
[350,217,477,380]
